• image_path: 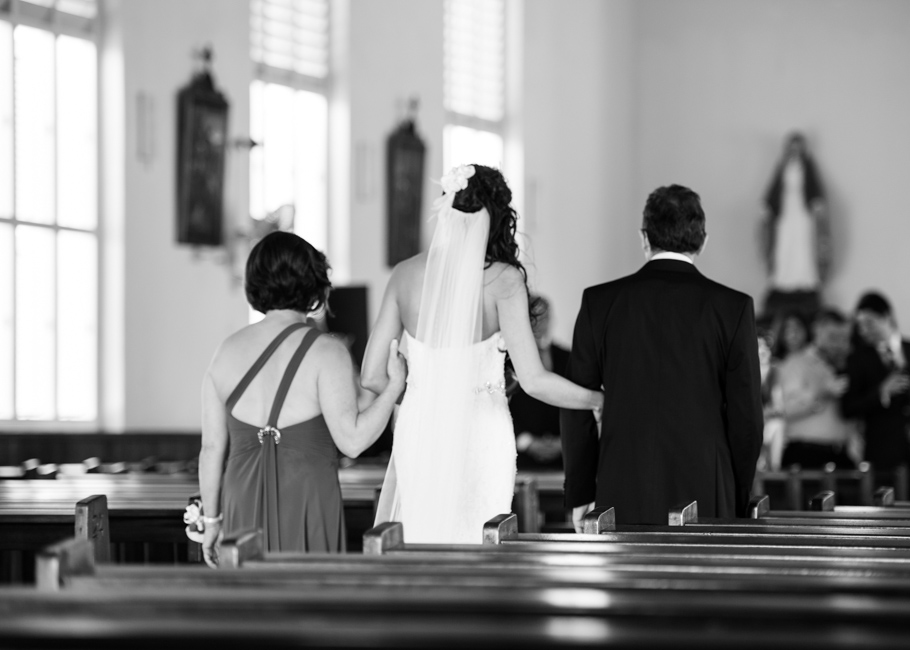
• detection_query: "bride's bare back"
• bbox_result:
[393,252,515,342]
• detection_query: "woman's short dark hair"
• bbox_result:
[245,231,332,315]
[642,185,707,254]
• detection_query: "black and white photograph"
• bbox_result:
[2,0,910,647]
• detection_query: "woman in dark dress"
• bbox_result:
[199,232,405,567]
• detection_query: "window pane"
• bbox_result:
[0,23,13,220]
[56,0,99,19]
[249,80,265,220]
[57,35,97,230]
[443,124,504,172]
[262,83,295,217]
[15,225,55,420]
[14,26,56,225]
[444,0,505,122]
[57,230,96,420]
[293,89,327,252]
[0,224,13,419]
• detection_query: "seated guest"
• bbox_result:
[778,308,853,468]
[774,310,812,362]
[841,292,910,483]
[757,316,784,470]
[199,232,405,566]
[509,295,570,469]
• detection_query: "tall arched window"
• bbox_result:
[249,0,330,254]
[443,0,506,171]
[0,0,100,427]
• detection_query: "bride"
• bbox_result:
[361,164,603,544]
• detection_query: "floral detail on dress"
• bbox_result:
[474,380,506,395]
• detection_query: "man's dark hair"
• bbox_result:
[245,231,332,315]
[855,291,892,318]
[642,184,707,254]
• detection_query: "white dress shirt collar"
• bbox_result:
[650,251,695,265]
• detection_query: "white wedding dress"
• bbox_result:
[374,193,518,544]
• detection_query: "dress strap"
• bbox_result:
[226,322,308,411]
[266,327,323,427]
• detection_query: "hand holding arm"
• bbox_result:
[361,267,405,395]
[496,269,601,412]
[321,337,405,458]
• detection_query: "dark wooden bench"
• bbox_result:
[752,462,878,509]
[362,505,910,556]
[31,529,910,596]
[746,490,910,524]
[17,521,910,649]
[7,578,910,649]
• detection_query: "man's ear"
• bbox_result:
[695,234,709,257]
[639,230,651,257]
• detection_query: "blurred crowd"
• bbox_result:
[757,291,910,487]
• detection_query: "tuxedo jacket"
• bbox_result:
[841,341,910,469]
[560,259,764,524]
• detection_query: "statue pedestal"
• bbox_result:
[762,288,821,321]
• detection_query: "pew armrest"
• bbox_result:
[874,486,896,507]
[75,494,110,564]
[668,501,698,526]
[582,506,615,534]
[363,522,404,555]
[220,528,263,568]
[36,538,94,592]
[748,495,770,519]
[482,514,518,545]
[809,490,836,511]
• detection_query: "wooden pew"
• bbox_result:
[362,506,910,555]
[752,462,876,509]
[7,577,910,649]
[32,529,910,596]
[747,491,910,524]
[4,461,527,580]
[19,523,910,649]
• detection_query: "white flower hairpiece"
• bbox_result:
[440,164,476,194]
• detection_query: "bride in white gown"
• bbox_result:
[361,164,603,544]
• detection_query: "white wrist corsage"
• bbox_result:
[183,497,220,543]
[440,164,475,194]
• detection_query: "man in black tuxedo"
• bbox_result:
[841,292,910,482]
[561,185,763,528]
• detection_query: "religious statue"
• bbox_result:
[760,133,831,319]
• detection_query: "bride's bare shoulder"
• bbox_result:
[389,252,428,289]
[484,262,525,298]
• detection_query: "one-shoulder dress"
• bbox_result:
[221,322,344,552]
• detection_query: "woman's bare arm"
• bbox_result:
[496,266,602,411]
[199,363,228,567]
[361,267,405,394]
[320,336,405,458]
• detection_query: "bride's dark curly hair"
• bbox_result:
[451,164,540,322]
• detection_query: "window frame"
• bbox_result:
[442,0,508,172]
[0,0,101,432]
[248,0,332,258]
